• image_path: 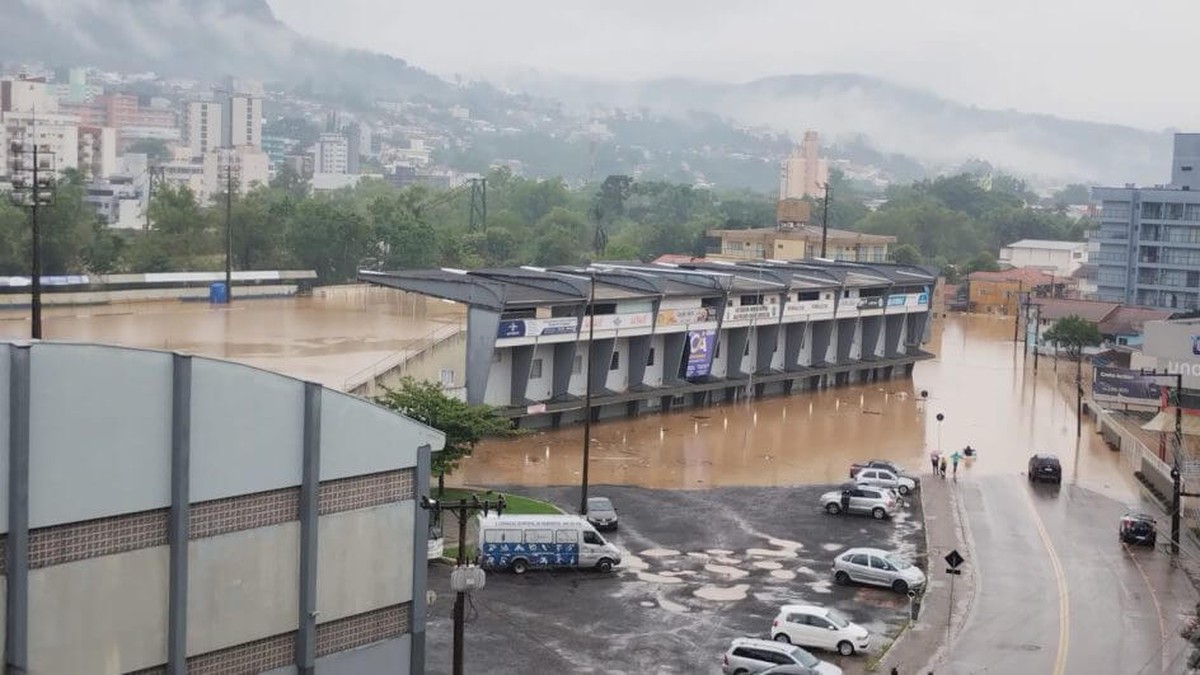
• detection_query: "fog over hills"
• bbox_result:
[502,71,1174,186]
[0,0,1176,186]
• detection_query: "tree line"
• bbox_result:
[0,166,1091,282]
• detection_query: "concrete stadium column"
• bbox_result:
[810,321,834,366]
[410,444,433,675]
[626,335,652,390]
[587,339,616,395]
[509,345,535,406]
[6,345,30,673]
[724,327,748,377]
[755,324,780,373]
[783,322,805,372]
[836,318,857,363]
[167,354,193,674]
[661,333,686,386]
[884,314,905,357]
[551,342,577,400]
[296,382,322,674]
[465,307,500,405]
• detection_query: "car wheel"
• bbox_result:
[872,507,887,520]
[898,485,911,496]
[826,503,841,515]
[837,640,855,656]
[774,633,791,643]
[835,571,851,585]
[733,670,749,675]
[892,579,909,594]
[1148,535,1157,547]
[511,558,529,575]
[1028,472,1034,482]
[596,558,614,573]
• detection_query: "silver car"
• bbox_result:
[585,496,618,531]
[831,547,926,594]
[722,637,842,675]
[819,485,895,520]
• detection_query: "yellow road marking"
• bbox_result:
[1026,489,1069,675]
[1123,542,1169,673]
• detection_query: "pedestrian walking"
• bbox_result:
[951,450,962,478]
[939,456,948,477]
[930,449,940,475]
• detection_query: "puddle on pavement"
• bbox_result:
[694,584,750,601]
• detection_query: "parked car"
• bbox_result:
[771,604,871,656]
[721,637,842,675]
[585,496,619,531]
[1119,512,1157,547]
[820,484,895,520]
[832,547,926,594]
[1028,454,1063,484]
[854,468,916,495]
[850,460,920,484]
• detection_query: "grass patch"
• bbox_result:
[434,488,562,515]
[864,619,910,672]
[442,545,476,562]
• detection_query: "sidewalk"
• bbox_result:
[879,469,976,674]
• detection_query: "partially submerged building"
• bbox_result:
[362,260,936,428]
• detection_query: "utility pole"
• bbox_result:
[579,271,598,515]
[1075,352,1083,438]
[1031,304,1041,373]
[224,154,234,303]
[8,121,55,340]
[819,183,832,259]
[468,177,487,232]
[419,493,505,675]
[1012,281,1024,342]
[1139,370,1190,555]
[145,165,166,231]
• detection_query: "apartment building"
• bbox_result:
[706,225,895,263]
[181,100,223,157]
[1092,133,1200,311]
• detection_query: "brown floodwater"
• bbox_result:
[0,288,463,390]
[456,314,1137,499]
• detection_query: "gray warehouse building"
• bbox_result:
[0,341,443,673]
[362,259,935,427]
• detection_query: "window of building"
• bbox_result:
[439,369,455,386]
[610,351,620,370]
[796,291,819,301]
[529,358,543,379]
[740,294,763,305]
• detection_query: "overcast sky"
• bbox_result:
[269,0,1195,131]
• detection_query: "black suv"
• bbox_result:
[1028,454,1062,484]
[1119,512,1157,547]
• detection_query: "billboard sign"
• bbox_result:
[1092,366,1162,405]
[685,329,717,379]
[857,296,885,310]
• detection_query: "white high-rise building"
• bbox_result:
[314,132,349,174]
[181,100,222,157]
[779,130,829,200]
[0,111,80,179]
[1,76,58,114]
[78,126,117,180]
[227,94,262,149]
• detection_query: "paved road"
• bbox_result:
[937,474,1196,674]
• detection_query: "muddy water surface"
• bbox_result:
[459,314,1137,499]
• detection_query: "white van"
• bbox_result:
[476,514,622,575]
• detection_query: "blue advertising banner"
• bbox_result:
[685,329,717,379]
[1092,366,1162,404]
[497,320,526,338]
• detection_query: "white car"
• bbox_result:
[819,485,895,520]
[771,605,870,656]
[832,547,926,594]
[854,468,916,496]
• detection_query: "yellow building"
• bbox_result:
[705,225,895,263]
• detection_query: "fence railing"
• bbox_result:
[342,321,465,393]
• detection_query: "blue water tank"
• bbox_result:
[209,282,228,304]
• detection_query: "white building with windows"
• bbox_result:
[314,132,349,174]
[998,239,1088,277]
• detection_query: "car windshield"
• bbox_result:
[790,646,819,668]
[587,498,612,511]
[886,555,912,570]
[826,609,851,628]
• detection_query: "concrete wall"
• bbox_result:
[645,335,665,386]
[29,546,169,672]
[604,339,628,391]
[0,344,9,532]
[28,343,172,528]
[525,345,554,402]
[314,635,411,674]
[483,351,511,406]
[316,504,414,621]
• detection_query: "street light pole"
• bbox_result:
[819,183,832,259]
[8,123,54,339]
[225,153,233,303]
[579,271,597,515]
[1139,370,1188,555]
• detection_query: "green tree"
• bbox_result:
[38,170,103,274]
[369,190,440,269]
[890,243,924,266]
[528,208,589,266]
[962,251,1000,275]
[269,165,310,200]
[287,195,372,281]
[148,183,213,269]
[0,200,29,274]
[1042,315,1103,361]
[374,377,513,495]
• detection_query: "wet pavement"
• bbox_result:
[0,288,463,389]
[424,484,926,675]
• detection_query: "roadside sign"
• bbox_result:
[945,549,965,569]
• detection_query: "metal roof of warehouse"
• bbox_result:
[359,259,935,311]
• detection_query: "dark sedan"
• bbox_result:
[1028,454,1062,484]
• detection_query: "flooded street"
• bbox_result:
[459,314,1136,500]
[0,288,462,389]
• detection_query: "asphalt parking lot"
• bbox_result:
[424,484,926,675]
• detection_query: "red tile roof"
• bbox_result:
[1030,298,1120,323]
[1097,306,1173,336]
